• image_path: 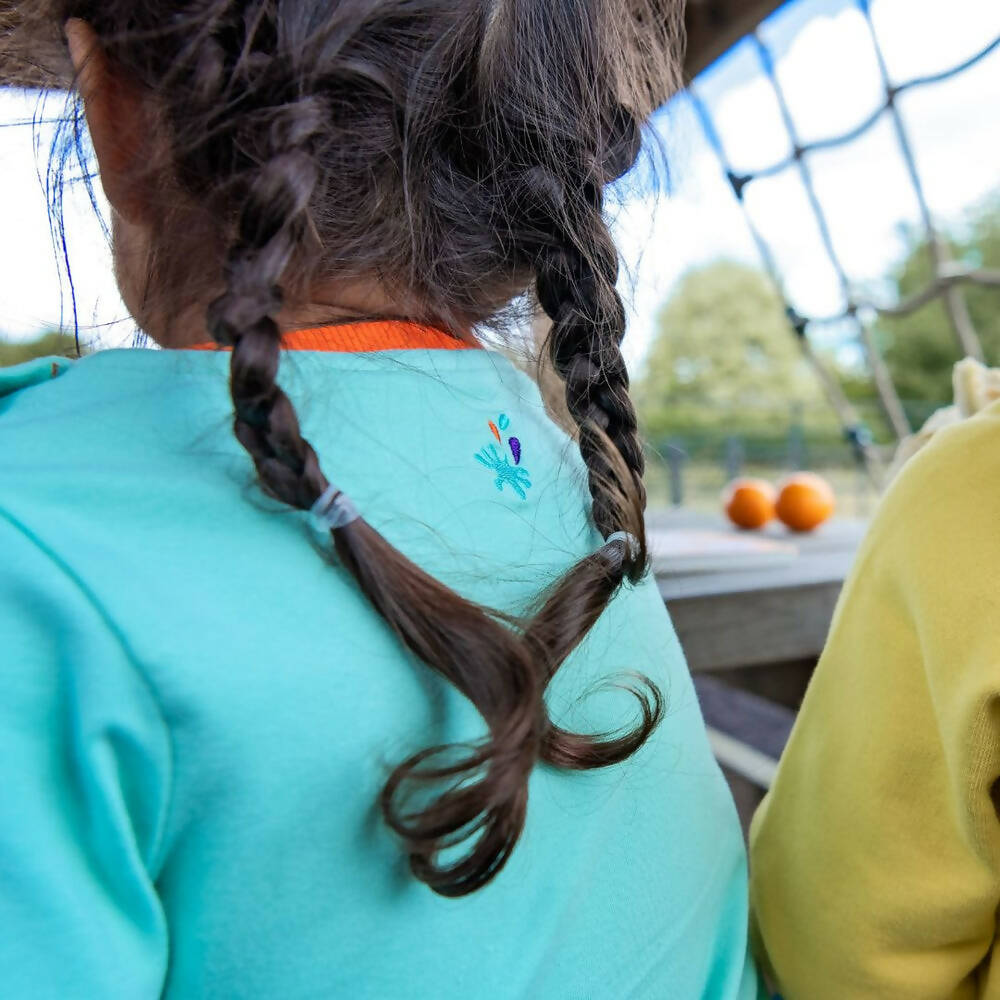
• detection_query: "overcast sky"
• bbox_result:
[1,0,998,372]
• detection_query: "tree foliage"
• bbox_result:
[0,330,88,367]
[635,260,821,440]
[636,192,1000,453]
[875,192,1000,410]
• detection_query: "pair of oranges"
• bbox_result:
[723,473,835,533]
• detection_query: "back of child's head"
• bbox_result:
[49,0,683,896]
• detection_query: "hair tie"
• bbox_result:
[604,530,640,560]
[310,483,360,533]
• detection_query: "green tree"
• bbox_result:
[876,191,1000,413]
[636,260,820,440]
[0,330,89,367]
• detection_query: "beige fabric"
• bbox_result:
[888,357,1000,481]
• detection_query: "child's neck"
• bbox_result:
[147,281,425,349]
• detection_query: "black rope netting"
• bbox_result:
[689,0,1000,480]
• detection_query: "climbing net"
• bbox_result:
[689,0,1000,480]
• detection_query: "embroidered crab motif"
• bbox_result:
[475,444,533,499]
[474,412,532,499]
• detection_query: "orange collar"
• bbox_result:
[185,321,477,352]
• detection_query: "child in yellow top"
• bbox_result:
[750,370,1000,998]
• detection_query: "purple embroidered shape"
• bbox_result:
[508,437,521,465]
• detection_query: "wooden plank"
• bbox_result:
[653,512,865,671]
[707,728,779,789]
[659,547,853,600]
[692,674,797,832]
[666,575,843,671]
[1,1,784,91]
[684,0,785,78]
[651,527,799,576]
[693,674,795,763]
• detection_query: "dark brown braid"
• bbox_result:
[51,0,683,896]
[206,105,328,511]
[533,152,649,581]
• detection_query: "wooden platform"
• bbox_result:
[652,511,867,673]
[692,673,797,836]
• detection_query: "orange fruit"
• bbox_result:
[775,473,835,532]
[722,478,777,530]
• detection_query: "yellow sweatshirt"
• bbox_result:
[750,397,1000,1000]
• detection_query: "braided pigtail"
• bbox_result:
[472,2,661,767]
[536,158,648,578]
[478,1,651,582]
[202,4,661,885]
[208,102,329,511]
[192,48,548,896]
[209,100,657,883]
[59,0,683,896]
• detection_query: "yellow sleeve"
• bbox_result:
[749,406,1000,1000]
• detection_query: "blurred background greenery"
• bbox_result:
[635,189,1000,513]
[0,329,89,367]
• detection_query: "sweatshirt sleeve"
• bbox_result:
[748,413,1000,1000]
[0,512,171,999]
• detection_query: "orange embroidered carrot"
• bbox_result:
[488,420,501,443]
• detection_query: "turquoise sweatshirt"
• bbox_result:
[0,346,763,999]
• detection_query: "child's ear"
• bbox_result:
[64,18,151,224]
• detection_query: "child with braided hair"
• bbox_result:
[0,2,766,997]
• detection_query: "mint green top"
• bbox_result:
[0,347,763,999]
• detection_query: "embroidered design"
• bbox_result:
[475,445,533,499]
[475,413,531,499]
